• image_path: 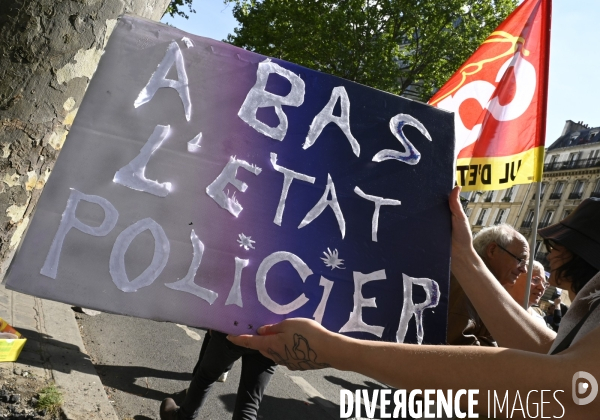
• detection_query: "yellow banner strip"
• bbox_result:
[457,146,545,191]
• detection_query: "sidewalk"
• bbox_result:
[0,282,118,419]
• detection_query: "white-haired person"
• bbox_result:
[504,260,549,325]
[447,222,529,346]
[228,188,600,419]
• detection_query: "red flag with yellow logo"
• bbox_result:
[429,0,551,191]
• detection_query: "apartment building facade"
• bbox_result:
[464,120,600,263]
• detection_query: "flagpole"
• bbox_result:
[524,181,542,309]
[522,0,552,309]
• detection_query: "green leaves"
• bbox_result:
[165,0,196,19]
[225,0,518,101]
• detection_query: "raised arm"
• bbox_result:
[228,317,600,420]
[449,187,556,352]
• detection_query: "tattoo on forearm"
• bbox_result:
[267,333,330,371]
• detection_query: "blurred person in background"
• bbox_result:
[545,291,569,332]
[504,260,548,325]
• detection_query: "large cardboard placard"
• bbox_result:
[6,15,454,344]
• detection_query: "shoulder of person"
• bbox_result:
[530,306,545,316]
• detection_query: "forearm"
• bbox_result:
[228,318,599,419]
[554,310,562,324]
[342,338,543,390]
[451,248,556,352]
[334,336,584,419]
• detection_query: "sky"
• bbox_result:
[161,0,600,147]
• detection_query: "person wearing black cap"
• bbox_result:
[227,188,600,418]
[536,197,600,353]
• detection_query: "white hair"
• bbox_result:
[472,223,527,258]
[531,260,545,276]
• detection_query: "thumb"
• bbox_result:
[257,323,283,335]
[227,333,258,349]
[449,185,464,217]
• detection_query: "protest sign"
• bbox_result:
[5,15,454,344]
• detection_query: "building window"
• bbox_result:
[592,179,600,199]
[550,182,564,200]
[535,240,543,254]
[563,210,572,219]
[475,209,488,226]
[483,191,495,202]
[541,182,547,199]
[466,208,473,217]
[494,209,505,225]
[539,210,554,229]
[569,180,585,200]
[589,149,600,167]
[521,210,534,228]
[568,133,580,146]
[535,240,545,260]
[548,155,558,170]
[533,183,547,200]
[502,186,514,202]
[567,152,581,168]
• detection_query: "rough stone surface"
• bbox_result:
[0,364,56,419]
[0,0,171,280]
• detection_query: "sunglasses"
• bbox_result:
[496,243,528,268]
[543,239,560,252]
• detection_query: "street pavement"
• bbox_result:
[0,282,118,419]
[1,281,390,420]
[77,311,390,419]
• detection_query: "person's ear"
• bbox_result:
[485,242,497,259]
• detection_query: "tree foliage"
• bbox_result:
[225,0,518,101]
[165,0,196,19]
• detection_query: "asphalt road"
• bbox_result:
[76,311,390,420]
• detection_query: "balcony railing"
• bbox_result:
[475,219,485,226]
[531,193,545,200]
[544,158,600,172]
[484,196,493,202]
[538,221,551,229]
[521,220,533,228]
[568,192,583,200]
[591,192,600,199]
[549,192,563,200]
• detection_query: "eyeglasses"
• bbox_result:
[496,243,528,268]
[531,275,549,288]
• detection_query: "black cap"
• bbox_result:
[538,197,600,270]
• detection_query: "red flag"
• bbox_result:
[429,0,551,191]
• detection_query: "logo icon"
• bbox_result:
[572,371,598,405]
